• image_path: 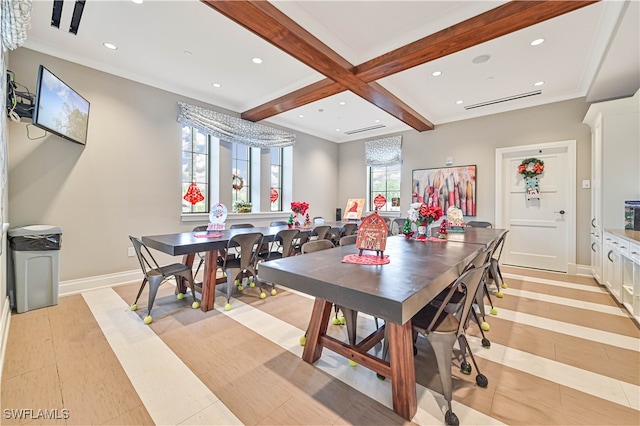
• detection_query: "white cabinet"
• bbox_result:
[603,232,623,303]
[603,230,640,322]
[583,91,640,285]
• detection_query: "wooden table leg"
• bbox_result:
[302,298,333,363]
[200,249,219,312]
[387,321,418,421]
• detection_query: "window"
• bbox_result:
[270,147,283,212]
[181,125,209,213]
[231,143,250,210]
[369,164,401,212]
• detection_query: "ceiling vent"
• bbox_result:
[464,90,542,110]
[344,124,386,135]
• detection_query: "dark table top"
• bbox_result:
[142,225,306,256]
[257,235,482,325]
[444,227,507,246]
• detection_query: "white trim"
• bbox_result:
[573,263,595,277]
[496,140,577,271]
[0,296,12,383]
[58,269,143,297]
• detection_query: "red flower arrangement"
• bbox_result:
[291,201,309,216]
[408,203,443,226]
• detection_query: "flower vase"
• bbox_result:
[417,224,428,240]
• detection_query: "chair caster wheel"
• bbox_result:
[482,338,491,348]
[445,410,459,426]
[476,373,488,387]
[460,361,472,375]
[143,315,153,325]
[376,373,386,381]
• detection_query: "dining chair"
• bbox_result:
[488,230,509,291]
[410,261,491,426]
[258,228,301,297]
[340,222,358,237]
[221,232,265,311]
[128,236,200,324]
[230,223,254,229]
[301,239,335,254]
[311,225,332,241]
[393,218,408,235]
[191,225,208,278]
[339,234,357,246]
[466,221,493,228]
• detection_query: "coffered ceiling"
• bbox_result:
[21,0,639,143]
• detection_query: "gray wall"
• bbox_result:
[7,48,337,281]
[8,47,593,282]
[339,98,593,265]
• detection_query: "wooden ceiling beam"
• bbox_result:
[202,0,434,131]
[203,0,598,131]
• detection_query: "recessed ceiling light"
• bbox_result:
[335,128,341,132]
[456,100,463,105]
[432,71,442,77]
[252,57,262,64]
[531,38,545,46]
[472,54,490,64]
[103,42,117,50]
[374,119,380,123]
[339,101,346,105]
[212,83,221,88]
[534,81,545,86]
[298,114,304,118]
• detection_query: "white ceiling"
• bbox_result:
[21,0,639,143]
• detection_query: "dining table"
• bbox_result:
[141,222,357,312]
[444,227,507,247]
[257,235,485,421]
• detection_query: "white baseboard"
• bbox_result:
[59,269,143,297]
[0,296,12,383]
[569,263,593,277]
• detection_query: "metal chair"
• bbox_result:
[466,221,493,228]
[301,239,335,253]
[488,230,509,292]
[129,236,200,324]
[411,262,491,426]
[339,234,357,246]
[312,225,332,241]
[230,223,254,229]
[221,232,265,310]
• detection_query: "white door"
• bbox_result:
[496,141,576,273]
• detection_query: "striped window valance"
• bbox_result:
[1,0,31,51]
[178,102,296,148]
[365,136,402,167]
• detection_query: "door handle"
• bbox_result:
[554,210,566,215]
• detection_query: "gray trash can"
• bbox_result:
[8,225,63,313]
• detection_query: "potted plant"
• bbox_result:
[234,201,252,213]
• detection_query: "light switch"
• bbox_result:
[582,180,591,189]
[445,157,453,166]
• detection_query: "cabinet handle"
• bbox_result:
[591,218,596,227]
[591,243,596,252]
[607,250,614,262]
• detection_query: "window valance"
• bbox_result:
[365,135,402,167]
[1,0,32,50]
[178,102,296,148]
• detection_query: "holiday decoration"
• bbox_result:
[402,218,414,239]
[234,201,252,213]
[287,214,294,228]
[183,182,205,205]
[207,203,227,231]
[355,212,388,258]
[270,187,279,203]
[437,220,448,239]
[232,173,244,191]
[304,213,311,227]
[291,201,309,226]
[373,194,387,210]
[408,202,443,239]
[518,158,544,200]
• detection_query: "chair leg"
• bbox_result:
[458,334,488,388]
[224,268,240,310]
[427,333,458,426]
[146,276,163,319]
[133,277,148,306]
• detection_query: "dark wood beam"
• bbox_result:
[202,0,434,131]
[204,1,597,129]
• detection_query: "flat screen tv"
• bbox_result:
[32,65,90,145]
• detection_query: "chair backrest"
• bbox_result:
[302,239,335,254]
[339,235,357,246]
[491,229,508,261]
[129,236,161,277]
[424,262,490,336]
[393,218,407,234]
[225,232,263,269]
[270,228,300,258]
[466,221,493,228]
[192,225,207,232]
[313,225,332,240]
[230,223,254,229]
[341,223,358,236]
[270,221,288,226]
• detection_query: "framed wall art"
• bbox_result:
[412,165,477,216]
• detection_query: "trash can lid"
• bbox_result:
[8,225,63,237]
